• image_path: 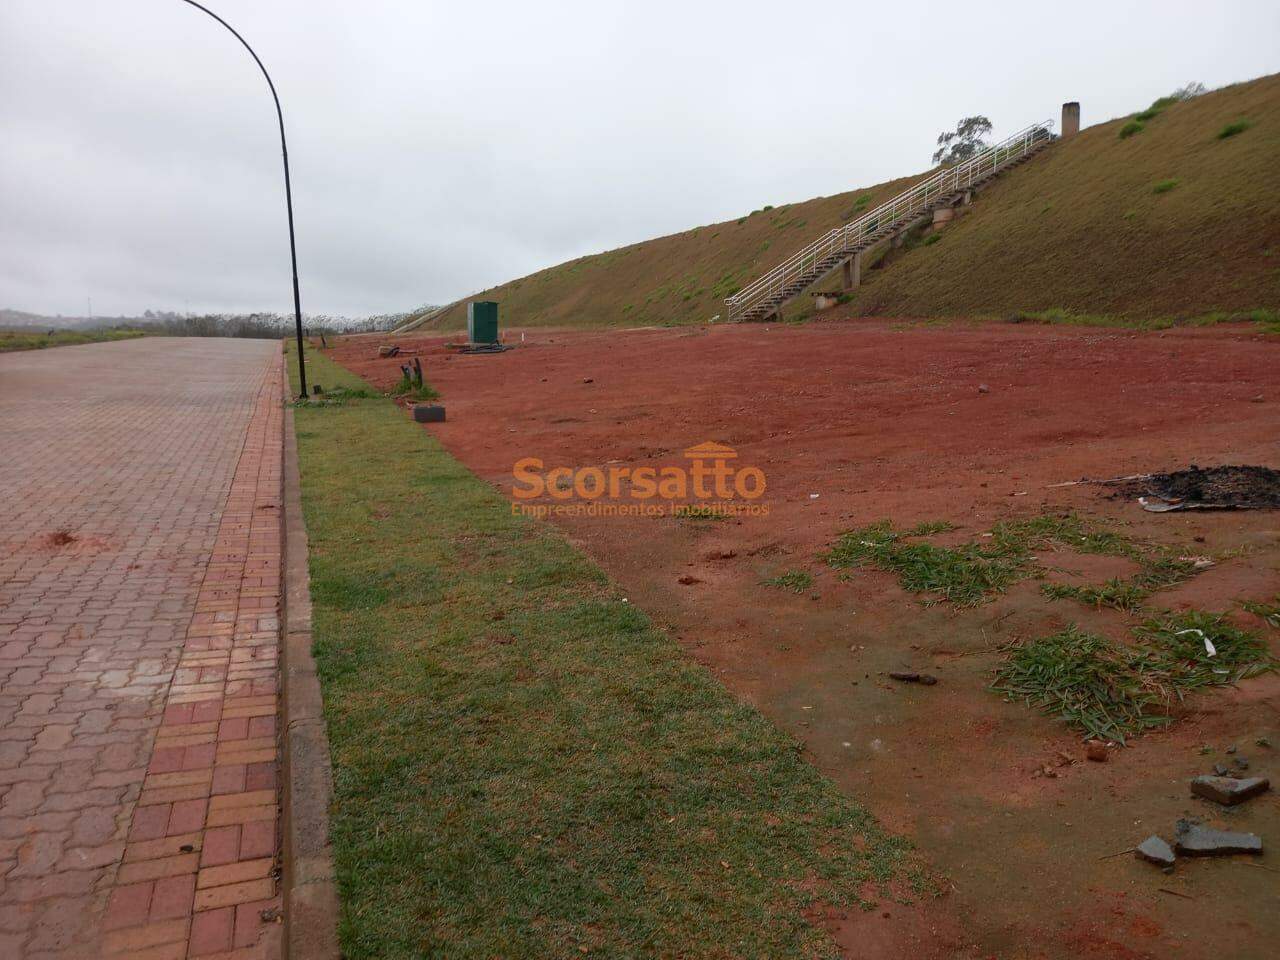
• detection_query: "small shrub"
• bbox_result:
[922,234,941,246]
[1135,96,1179,122]
[1152,178,1180,195]
[395,375,439,401]
[1216,119,1252,139]
[1118,120,1144,139]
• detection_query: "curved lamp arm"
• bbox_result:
[177,0,307,397]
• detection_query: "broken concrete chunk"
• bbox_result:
[1174,824,1263,857]
[1135,835,1176,867]
[1190,775,1270,806]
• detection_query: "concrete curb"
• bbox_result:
[280,401,342,960]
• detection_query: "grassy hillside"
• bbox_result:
[425,171,927,330]
[852,73,1280,320]
[424,73,1279,331]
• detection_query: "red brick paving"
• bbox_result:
[0,339,284,959]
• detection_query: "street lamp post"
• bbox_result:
[178,0,307,398]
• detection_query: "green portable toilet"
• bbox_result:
[467,301,499,344]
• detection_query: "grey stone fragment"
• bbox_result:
[1190,775,1270,806]
[413,404,446,423]
[888,671,938,685]
[1174,823,1263,857]
[1135,835,1176,867]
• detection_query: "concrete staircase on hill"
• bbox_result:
[725,120,1057,323]
[389,302,454,335]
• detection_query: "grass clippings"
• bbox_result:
[762,570,814,594]
[993,612,1274,742]
[824,512,1186,609]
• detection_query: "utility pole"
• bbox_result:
[177,0,308,397]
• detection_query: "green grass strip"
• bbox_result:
[286,344,920,959]
[0,328,146,352]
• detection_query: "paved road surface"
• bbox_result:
[0,338,283,959]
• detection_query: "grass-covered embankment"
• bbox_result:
[413,71,1279,331]
[286,342,921,959]
[0,327,145,352]
[855,73,1280,321]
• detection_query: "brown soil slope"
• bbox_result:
[420,73,1279,330]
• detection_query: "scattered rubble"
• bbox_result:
[378,344,400,357]
[1190,775,1270,806]
[1135,835,1176,868]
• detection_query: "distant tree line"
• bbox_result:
[110,305,439,339]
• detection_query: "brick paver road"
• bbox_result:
[0,338,284,959]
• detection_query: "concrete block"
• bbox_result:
[1062,101,1080,138]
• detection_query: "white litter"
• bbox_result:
[1177,628,1214,656]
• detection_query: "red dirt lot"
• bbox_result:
[331,318,1280,960]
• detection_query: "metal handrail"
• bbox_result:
[725,120,1055,320]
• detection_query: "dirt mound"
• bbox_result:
[1119,465,1280,508]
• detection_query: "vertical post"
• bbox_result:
[842,253,862,291]
[1061,101,1080,139]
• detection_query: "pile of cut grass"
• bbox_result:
[1041,554,1197,611]
[826,520,1027,606]
[287,342,924,959]
[827,512,1202,611]
[993,612,1274,741]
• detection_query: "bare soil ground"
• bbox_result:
[330,318,1280,959]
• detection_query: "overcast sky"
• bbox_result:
[2,1,1277,318]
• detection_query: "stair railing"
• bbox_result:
[725,120,1055,321]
